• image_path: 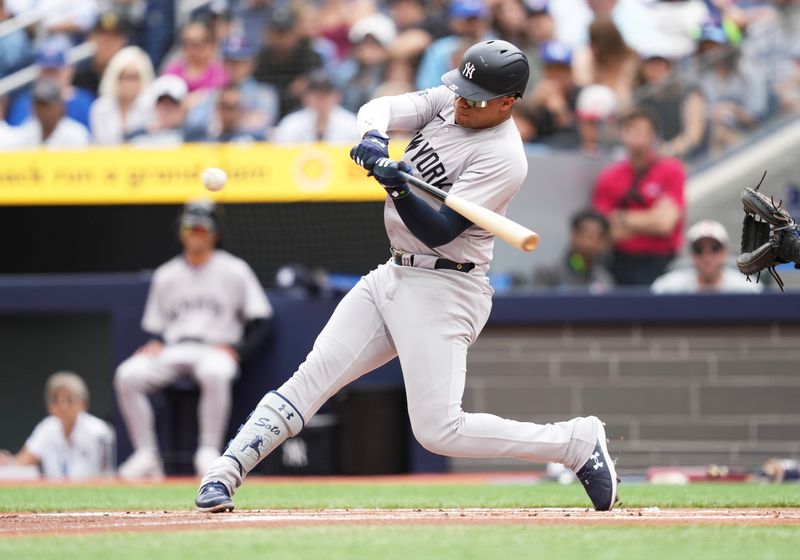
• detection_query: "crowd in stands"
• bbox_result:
[0,0,797,155]
[0,0,797,289]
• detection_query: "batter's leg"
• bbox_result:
[383,267,599,470]
[200,266,398,497]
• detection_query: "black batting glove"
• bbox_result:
[373,157,412,199]
[350,130,390,173]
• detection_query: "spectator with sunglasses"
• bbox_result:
[113,199,273,480]
[651,219,761,294]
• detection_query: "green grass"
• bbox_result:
[1,481,799,512]
[1,526,798,560]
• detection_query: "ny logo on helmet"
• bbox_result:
[462,62,476,80]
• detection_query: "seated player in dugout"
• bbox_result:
[0,372,115,480]
[195,40,618,513]
[114,199,273,480]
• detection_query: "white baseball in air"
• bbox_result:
[201,167,227,191]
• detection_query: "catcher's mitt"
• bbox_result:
[737,172,800,291]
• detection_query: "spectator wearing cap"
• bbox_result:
[2,79,90,150]
[651,219,762,294]
[127,75,187,146]
[6,35,96,128]
[336,13,397,113]
[162,20,228,96]
[89,46,154,145]
[694,23,768,155]
[635,52,707,160]
[415,0,492,90]
[72,11,132,96]
[254,7,323,119]
[592,106,685,286]
[526,41,580,147]
[573,15,639,109]
[575,83,617,155]
[271,70,359,144]
[0,0,33,78]
[187,35,278,140]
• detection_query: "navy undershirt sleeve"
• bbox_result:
[393,191,474,248]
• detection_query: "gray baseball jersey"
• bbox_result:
[142,250,271,345]
[358,85,528,273]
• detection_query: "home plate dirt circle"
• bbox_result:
[2,508,799,536]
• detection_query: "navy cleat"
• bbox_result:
[195,481,234,513]
[575,420,618,511]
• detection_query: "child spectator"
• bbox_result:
[533,209,614,292]
[0,372,115,480]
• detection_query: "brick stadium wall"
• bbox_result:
[453,323,800,474]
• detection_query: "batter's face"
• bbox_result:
[454,95,516,129]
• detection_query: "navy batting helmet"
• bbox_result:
[441,40,530,101]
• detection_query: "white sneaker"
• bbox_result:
[194,446,220,477]
[118,448,164,481]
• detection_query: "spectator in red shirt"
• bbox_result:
[592,106,685,286]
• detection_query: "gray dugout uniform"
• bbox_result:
[142,250,272,345]
[202,86,585,494]
[359,85,528,275]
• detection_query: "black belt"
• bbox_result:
[392,252,476,273]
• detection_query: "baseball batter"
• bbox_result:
[115,199,272,479]
[196,40,618,511]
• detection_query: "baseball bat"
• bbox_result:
[398,171,539,252]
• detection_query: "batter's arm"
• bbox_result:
[394,193,473,248]
[372,158,473,248]
[357,87,453,136]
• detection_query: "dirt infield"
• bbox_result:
[2,508,799,537]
